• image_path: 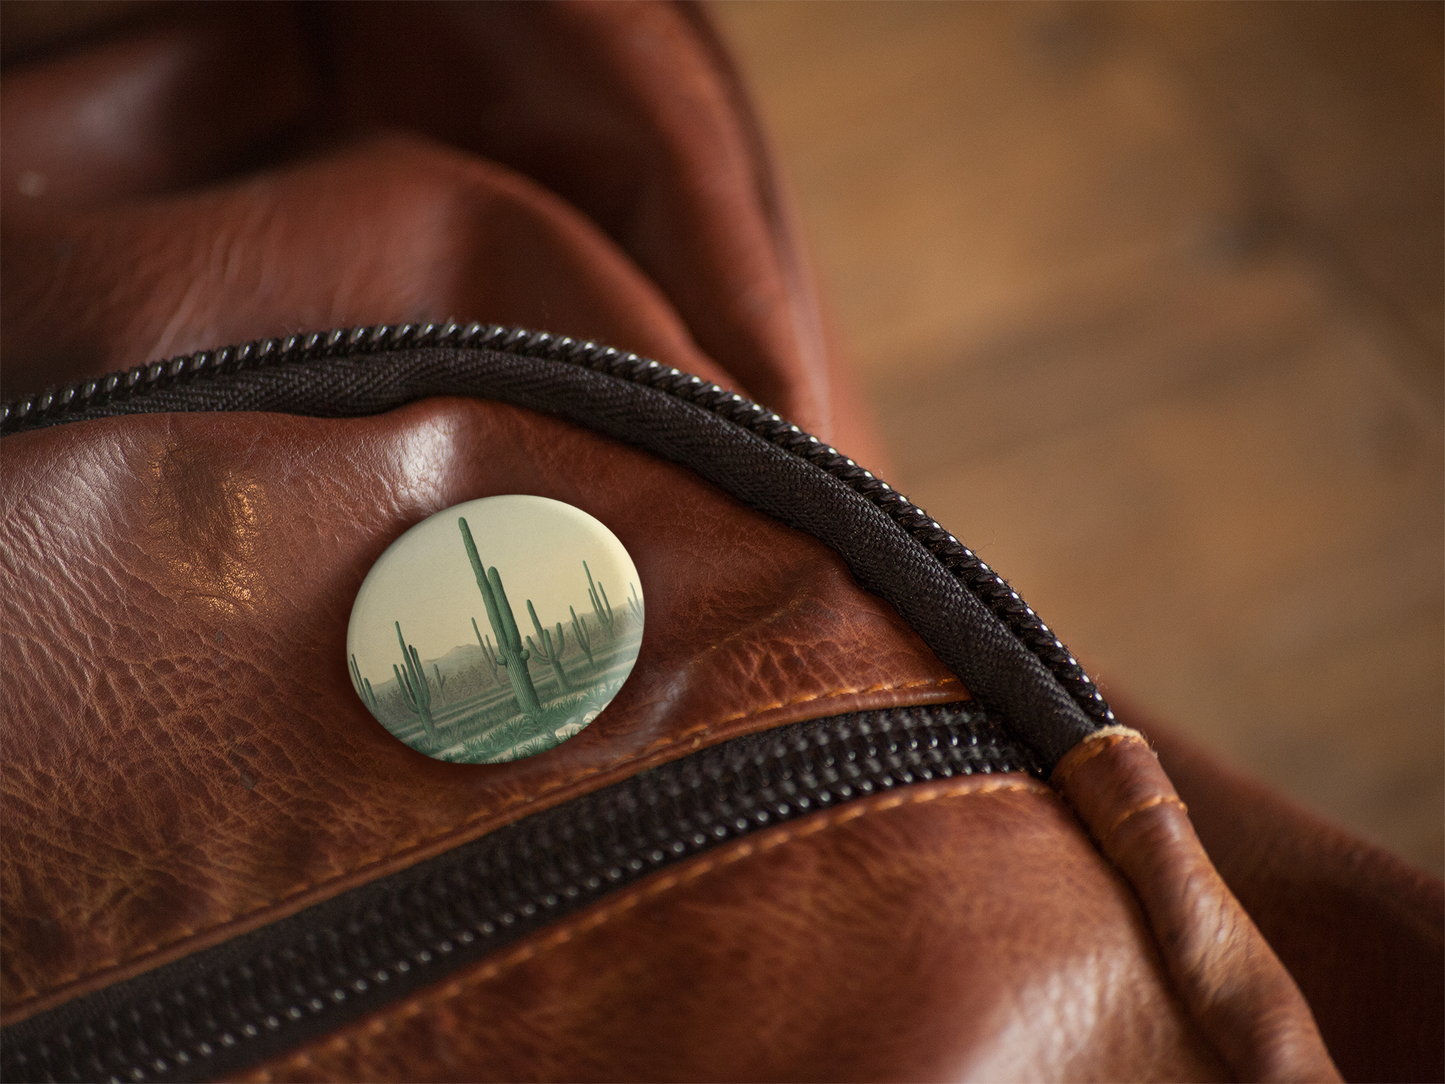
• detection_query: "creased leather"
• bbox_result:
[1142,717,1445,1084]
[0,0,885,469]
[3,135,741,404]
[1052,727,1341,1082]
[0,401,958,1024]
[232,779,1229,1084]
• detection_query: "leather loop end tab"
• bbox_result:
[1052,727,1343,1083]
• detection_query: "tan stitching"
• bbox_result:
[12,677,963,1009]
[1100,793,1188,841]
[241,777,1048,1082]
[1049,725,1148,788]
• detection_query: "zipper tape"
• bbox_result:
[1,704,1039,1084]
[0,323,1112,769]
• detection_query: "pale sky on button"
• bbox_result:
[347,496,641,682]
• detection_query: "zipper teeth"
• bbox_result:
[4,705,1038,1084]
[0,322,1112,725]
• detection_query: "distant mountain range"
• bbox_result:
[431,641,489,677]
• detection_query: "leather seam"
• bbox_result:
[8,676,963,1011]
[1099,793,1188,843]
[241,777,1051,1081]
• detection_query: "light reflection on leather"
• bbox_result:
[145,440,268,614]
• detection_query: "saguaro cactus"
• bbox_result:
[526,599,570,692]
[432,664,447,704]
[585,560,616,641]
[472,618,500,685]
[392,621,435,739]
[349,653,378,712]
[569,606,595,668]
[628,582,644,626]
[460,517,542,720]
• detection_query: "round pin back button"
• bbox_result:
[347,495,643,763]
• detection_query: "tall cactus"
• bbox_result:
[349,653,378,712]
[569,605,595,668]
[392,621,435,739]
[472,618,500,685]
[585,560,616,641]
[628,581,644,626]
[525,599,570,692]
[460,517,542,720]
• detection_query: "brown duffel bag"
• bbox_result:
[2,4,1438,1081]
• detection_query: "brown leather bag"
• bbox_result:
[2,4,1438,1081]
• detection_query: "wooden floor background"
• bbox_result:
[711,1,1443,874]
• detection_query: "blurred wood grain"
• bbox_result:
[711,0,1443,873]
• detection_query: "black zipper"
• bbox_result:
[3,323,1112,1081]
[2,703,1040,1084]
[0,322,1113,757]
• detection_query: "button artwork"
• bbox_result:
[347,495,643,763]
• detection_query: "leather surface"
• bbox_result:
[0,402,960,1024]
[1052,728,1340,1082]
[1143,717,1445,1084]
[0,0,884,469]
[232,778,1229,1084]
[3,133,742,405]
